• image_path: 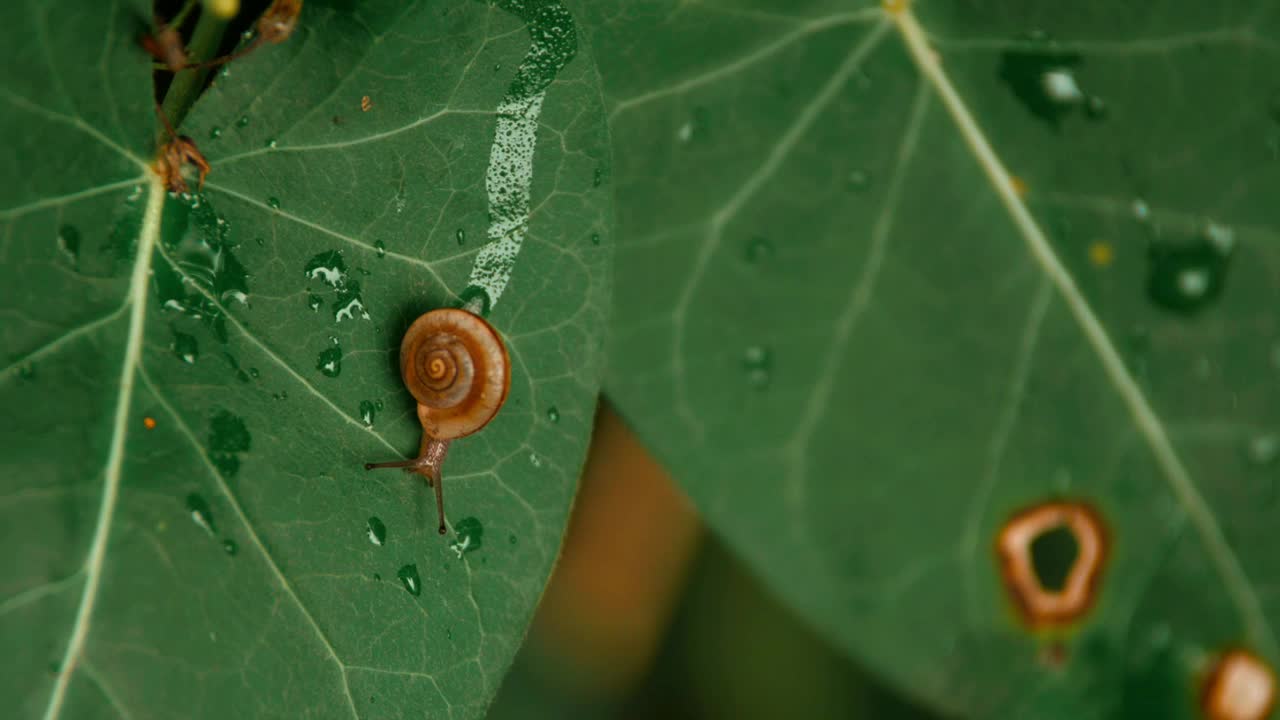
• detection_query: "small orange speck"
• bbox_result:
[1010,175,1028,198]
[360,95,372,112]
[881,0,909,14]
[1089,241,1114,267]
[143,417,157,430]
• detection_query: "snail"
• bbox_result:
[365,307,510,535]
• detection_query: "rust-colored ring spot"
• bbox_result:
[995,500,1108,628]
[1203,649,1276,720]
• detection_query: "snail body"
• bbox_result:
[365,308,510,534]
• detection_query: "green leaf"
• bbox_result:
[1,1,611,718]
[584,0,1280,716]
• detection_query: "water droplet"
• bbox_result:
[222,539,238,555]
[208,410,250,477]
[255,237,266,247]
[546,406,560,423]
[171,329,199,365]
[359,400,377,427]
[374,240,386,258]
[265,138,278,149]
[590,232,601,246]
[450,517,484,558]
[271,391,289,401]
[1147,236,1231,315]
[236,115,250,129]
[743,236,774,265]
[528,452,542,468]
[508,534,517,545]
[186,493,216,535]
[304,250,347,288]
[374,399,384,411]
[997,45,1084,130]
[1249,434,1279,466]
[593,165,604,187]
[1204,221,1235,253]
[1041,69,1083,104]
[455,228,466,245]
[742,345,772,389]
[397,564,422,596]
[846,170,871,192]
[209,126,222,140]
[248,367,259,379]
[317,345,343,377]
[1131,199,1150,220]
[307,294,323,312]
[367,516,387,546]
[57,224,81,265]
[267,197,281,210]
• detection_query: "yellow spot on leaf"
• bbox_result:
[1010,175,1028,198]
[881,0,909,14]
[1088,241,1114,267]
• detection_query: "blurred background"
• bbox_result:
[488,406,944,720]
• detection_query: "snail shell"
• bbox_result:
[400,308,510,440]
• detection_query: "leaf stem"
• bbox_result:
[158,5,232,133]
[166,0,200,30]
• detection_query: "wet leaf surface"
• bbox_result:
[583,0,1280,716]
[0,1,610,718]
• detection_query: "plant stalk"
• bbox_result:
[158,5,232,135]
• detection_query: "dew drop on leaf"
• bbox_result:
[1131,198,1150,220]
[743,236,774,265]
[374,240,386,258]
[450,517,484,558]
[222,539,238,556]
[396,564,421,596]
[236,115,249,128]
[317,345,343,377]
[1147,235,1231,315]
[367,517,387,546]
[267,197,281,210]
[742,345,772,389]
[456,228,466,245]
[1249,434,1278,466]
[57,224,81,265]
[265,138,277,149]
[846,170,871,192]
[186,493,216,535]
[307,294,323,312]
[171,329,199,365]
[359,400,377,427]
[590,232,601,246]
[528,452,542,468]
[208,410,251,477]
[209,126,222,140]
[546,406,560,423]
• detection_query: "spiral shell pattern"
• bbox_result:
[399,308,510,439]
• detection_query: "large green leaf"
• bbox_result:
[0,1,611,717]
[584,0,1280,716]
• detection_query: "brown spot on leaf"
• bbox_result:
[995,500,1108,629]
